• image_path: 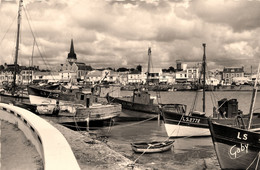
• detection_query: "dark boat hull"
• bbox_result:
[107,95,159,114]
[209,120,260,170]
[0,93,29,104]
[27,85,76,104]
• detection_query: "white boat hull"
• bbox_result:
[164,123,210,137]
[29,95,69,105]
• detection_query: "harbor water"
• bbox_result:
[91,91,260,170]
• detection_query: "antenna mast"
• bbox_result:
[202,43,206,112]
[147,47,151,85]
[12,0,23,95]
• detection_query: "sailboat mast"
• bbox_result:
[247,63,260,129]
[202,43,206,112]
[146,47,151,85]
[30,38,35,84]
[12,0,23,95]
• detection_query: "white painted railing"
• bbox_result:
[0,103,80,170]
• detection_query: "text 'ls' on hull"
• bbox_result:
[209,120,260,170]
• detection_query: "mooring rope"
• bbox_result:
[255,152,260,170]
[107,118,115,133]
[61,114,158,130]
[246,151,260,170]
[111,115,158,129]
[131,144,153,165]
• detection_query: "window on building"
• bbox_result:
[80,95,84,100]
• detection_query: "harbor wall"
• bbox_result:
[0,103,80,170]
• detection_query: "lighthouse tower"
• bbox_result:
[67,39,77,63]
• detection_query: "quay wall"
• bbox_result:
[0,103,80,170]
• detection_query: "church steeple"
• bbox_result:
[67,39,77,63]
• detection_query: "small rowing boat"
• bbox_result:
[131,140,174,153]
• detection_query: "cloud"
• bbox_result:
[188,0,260,32]
[0,0,260,72]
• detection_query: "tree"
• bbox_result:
[116,67,129,72]
[136,65,142,72]
[168,66,175,72]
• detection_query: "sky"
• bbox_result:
[0,0,260,72]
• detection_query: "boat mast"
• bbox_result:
[247,63,260,129]
[12,0,23,95]
[30,38,35,84]
[147,47,151,86]
[202,43,206,112]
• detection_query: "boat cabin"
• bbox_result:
[132,89,154,105]
[215,98,239,118]
[75,91,94,107]
[160,104,187,115]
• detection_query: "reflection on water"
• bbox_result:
[94,91,257,169]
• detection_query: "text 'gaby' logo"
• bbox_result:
[229,143,249,159]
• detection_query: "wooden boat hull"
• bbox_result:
[208,120,260,170]
[131,141,174,153]
[11,101,121,125]
[107,95,159,114]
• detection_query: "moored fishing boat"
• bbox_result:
[160,43,212,137]
[131,140,174,153]
[26,84,122,123]
[27,84,82,105]
[160,103,210,137]
[107,47,160,116]
[208,63,260,170]
[107,88,159,114]
[0,0,30,104]
[159,44,254,138]
[208,120,260,169]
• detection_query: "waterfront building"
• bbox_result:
[206,77,220,86]
[175,71,188,83]
[85,69,118,84]
[59,70,77,83]
[232,77,250,85]
[0,71,19,85]
[208,69,222,83]
[32,71,60,83]
[222,67,244,85]
[186,67,199,82]
[85,70,103,84]
[0,64,39,85]
[106,71,119,84]
[160,73,175,84]
[20,69,33,84]
[142,67,162,84]
[176,60,182,71]
[118,72,128,85]
[127,70,143,84]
